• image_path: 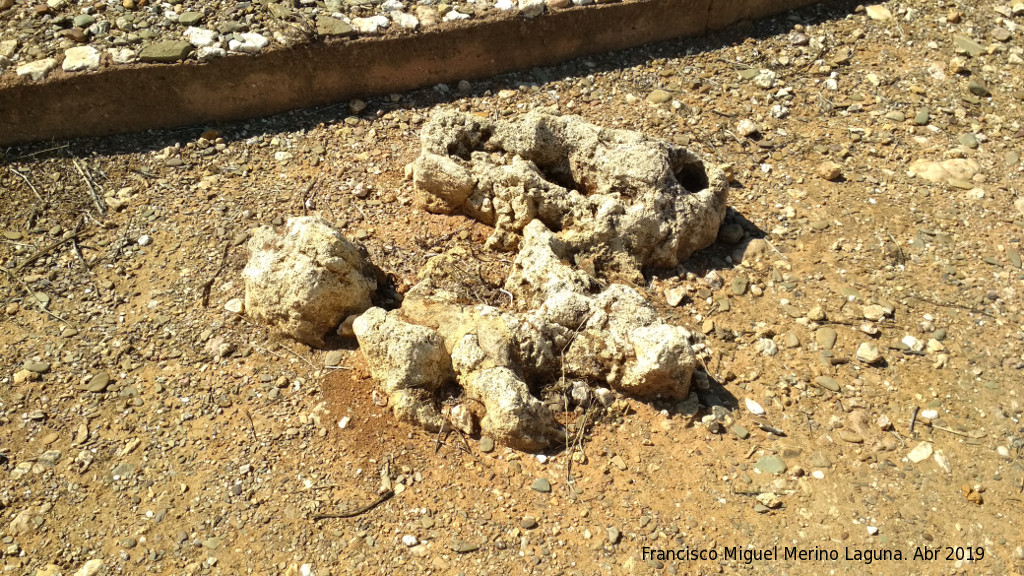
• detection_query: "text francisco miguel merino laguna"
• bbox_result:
[642,545,922,565]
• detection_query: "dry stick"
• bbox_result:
[908,292,995,319]
[0,267,78,329]
[9,168,44,203]
[72,158,106,216]
[15,226,84,272]
[908,406,919,435]
[932,425,984,439]
[243,409,259,444]
[311,489,394,521]
[199,242,231,307]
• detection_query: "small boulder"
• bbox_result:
[244,217,377,348]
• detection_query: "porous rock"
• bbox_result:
[411,109,728,269]
[243,216,377,347]
[352,110,716,451]
[352,307,451,430]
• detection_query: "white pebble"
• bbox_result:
[338,416,350,429]
[744,398,765,416]
[401,534,418,547]
[137,234,152,246]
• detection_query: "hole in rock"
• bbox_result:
[673,159,710,193]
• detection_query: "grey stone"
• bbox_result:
[521,516,538,529]
[718,223,745,245]
[968,79,991,97]
[914,108,930,125]
[139,40,194,63]
[813,376,840,392]
[24,361,50,373]
[324,350,345,366]
[86,371,111,392]
[959,133,979,149]
[73,14,95,28]
[754,455,786,475]
[731,275,748,295]
[317,15,354,36]
[531,477,551,492]
[815,327,837,350]
[178,11,203,25]
[808,451,832,468]
[954,35,985,57]
[479,436,495,453]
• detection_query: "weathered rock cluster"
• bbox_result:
[244,109,728,450]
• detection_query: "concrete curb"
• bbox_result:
[0,0,822,145]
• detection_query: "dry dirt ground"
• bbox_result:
[2,0,1024,574]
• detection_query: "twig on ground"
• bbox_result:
[0,267,78,329]
[9,168,44,203]
[907,292,994,318]
[199,242,231,307]
[72,158,106,216]
[16,222,85,272]
[310,489,394,521]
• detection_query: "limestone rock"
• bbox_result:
[909,158,981,184]
[244,217,377,347]
[411,109,728,269]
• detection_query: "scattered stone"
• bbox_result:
[813,376,840,392]
[731,275,748,295]
[73,559,105,576]
[968,79,991,97]
[62,45,101,71]
[865,5,892,20]
[745,398,765,415]
[479,437,495,453]
[646,89,672,104]
[754,455,786,475]
[324,350,345,367]
[518,0,544,17]
[178,11,204,25]
[606,526,621,544]
[735,119,759,138]
[816,160,843,181]
[24,361,50,373]
[183,26,218,47]
[352,15,389,34]
[224,298,244,314]
[815,327,837,350]
[907,442,933,463]
[958,133,979,149]
[755,338,778,357]
[317,16,354,37]
[16,58,57,81]
[855,342,883,365]
[139,41,193,63]
[521,516,538,529]
[531,477,551,492]
[953,35,986,58]
[933,450,952,474]
[401,534,418,547]
[664,286,686,307]
[909,158,980,184]
[85,371,111,392]
[914,108,930,125]
[228,32,269,54]
[730,424,749,439]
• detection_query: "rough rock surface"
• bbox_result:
[351,111,714,450]
[411,108,729,269]
[244,216,377,348]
